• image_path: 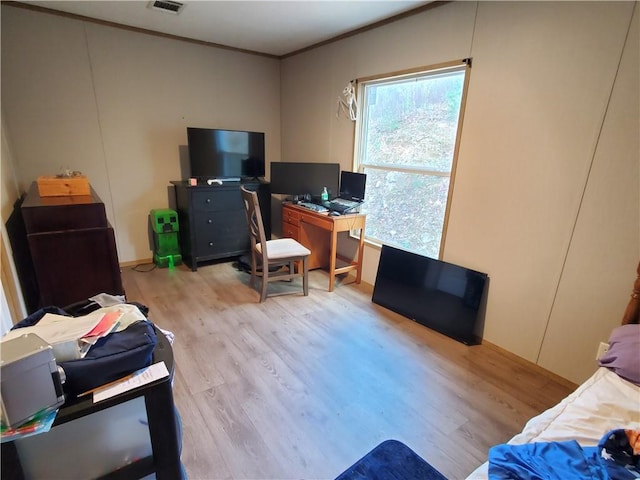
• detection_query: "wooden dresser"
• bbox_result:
[21,182,124,308]
[172,181,270,271]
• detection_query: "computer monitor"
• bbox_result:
[270,162,340,199]
[339,171,367,202]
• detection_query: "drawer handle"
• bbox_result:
[208,242,214,247]
[206,198,211,204]
[207,219,212,224]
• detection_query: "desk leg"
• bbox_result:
[329,228,338,292]
[145,382,182,480]
[356,228,365,285]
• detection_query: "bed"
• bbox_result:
[466,262,640,479]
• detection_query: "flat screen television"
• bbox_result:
[270,162,340,199]
[372,245,488,345]
[187,127,265,179]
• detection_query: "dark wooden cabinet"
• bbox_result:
[21,182,124,308]
[172,181,270,271]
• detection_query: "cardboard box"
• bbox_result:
[37,175,90,197]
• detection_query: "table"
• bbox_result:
[281,203,366,292]
[1,325,183,480]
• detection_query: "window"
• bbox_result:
[354,61,469,259]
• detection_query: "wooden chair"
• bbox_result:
[240,186,310,302]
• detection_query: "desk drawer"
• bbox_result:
[299,211,333,230]
[282,220,300,241]
[283,207,301,226]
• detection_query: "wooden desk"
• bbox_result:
[282,203,366,292]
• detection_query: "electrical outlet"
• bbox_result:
[596,342,609,360]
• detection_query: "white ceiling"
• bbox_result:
[23,0,431,57]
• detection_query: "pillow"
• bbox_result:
[599,323,640,386]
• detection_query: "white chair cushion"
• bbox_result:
[256,238,310,260]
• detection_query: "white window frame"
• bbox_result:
[353,59,471,259]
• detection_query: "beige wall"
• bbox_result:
[2,109,27,325]
[2,2,638,384]
[1,111,21,222]
[537,5,640,379]
[1,5,281,264]
[280,1,639,384]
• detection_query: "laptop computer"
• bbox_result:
[326,171,366,213]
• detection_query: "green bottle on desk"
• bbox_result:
[321,187,329,202]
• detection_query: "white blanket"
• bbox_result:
[466,367,640,479]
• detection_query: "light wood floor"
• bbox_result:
[121,261,575,480]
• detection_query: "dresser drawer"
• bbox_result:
[195,212,249,255]
[192,189,243,212]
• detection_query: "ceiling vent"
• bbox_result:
[148,0,185,14]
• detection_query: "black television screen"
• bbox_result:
[372,245,488,345]
[270,162,340,199]
[187,127,265,179]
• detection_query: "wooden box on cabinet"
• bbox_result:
[36,175,90,197]
[172,181,271,271]
[21,182,124,308]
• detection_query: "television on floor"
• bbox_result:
[187,127,265,180]
[372,245,488,345]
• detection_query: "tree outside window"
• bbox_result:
[354,63,469,259]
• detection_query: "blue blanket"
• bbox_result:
[489,429,640,480]
[335,439,447,480]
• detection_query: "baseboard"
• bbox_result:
[481,339,578,390]
[120,258,153,268]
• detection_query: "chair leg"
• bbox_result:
[249,253,257,289]
[302,257,309,296]
[289,261,295,281]
[260,262,269,302]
